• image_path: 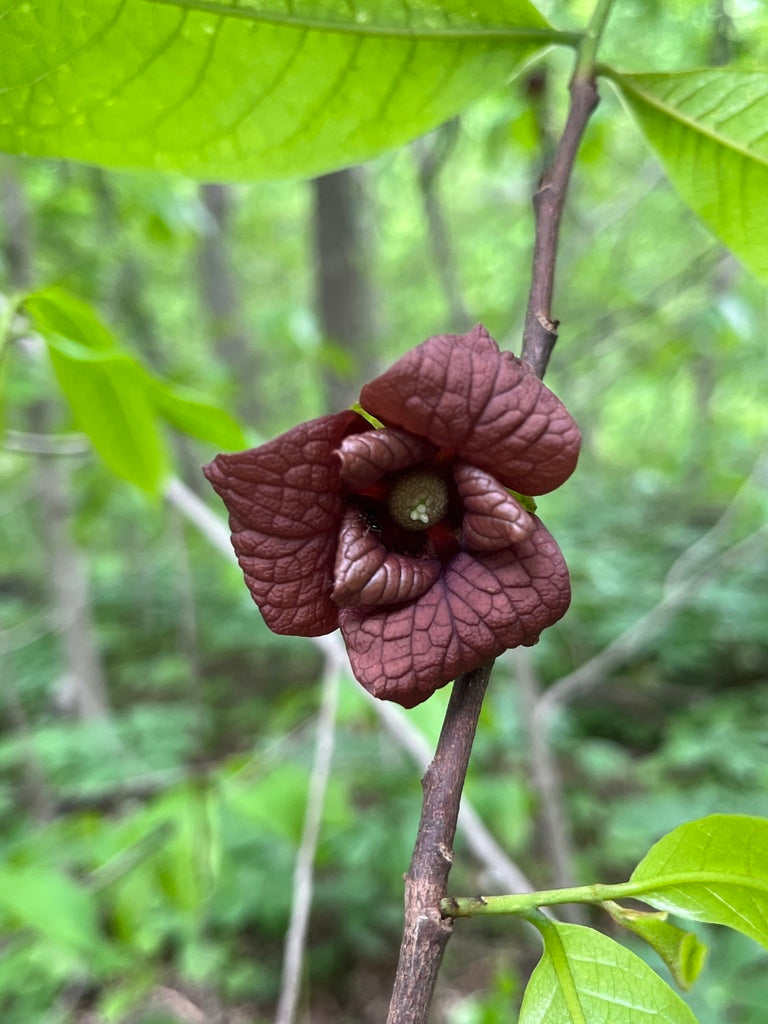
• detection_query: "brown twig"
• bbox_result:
[521,74,599,377]
[385,661,493,1024]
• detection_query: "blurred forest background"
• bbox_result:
[1,1,767,1022]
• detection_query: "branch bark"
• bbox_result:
[521,75,599,377]
[386,662,493,1024]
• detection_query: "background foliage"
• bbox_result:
[1,0,767,1021]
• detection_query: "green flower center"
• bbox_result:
[387,468,449,532]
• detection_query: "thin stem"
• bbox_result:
[520,0,616,376]
[443,866,768,918]
[275,650,343,1024]
[574,0,616,81]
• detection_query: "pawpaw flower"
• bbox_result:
[204,325,580,708]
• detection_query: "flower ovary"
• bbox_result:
[387,468,449,532]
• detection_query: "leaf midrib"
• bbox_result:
[629,870,768,897]
[604,67,768,170]
[144,0,573,44]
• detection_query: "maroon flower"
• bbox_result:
[204,325,580,708]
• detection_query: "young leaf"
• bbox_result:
[22,287,116,352]
[607,69,768,283]
[146,375,247,450]
[45,341,169,492]
[25,291,169,492]
[519,921,699,1024]
[0,0,565,181]
[603,902,708,991]
[629,814,768,950]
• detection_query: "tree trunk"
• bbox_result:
[2,163,111,722]
[197,183,260,422]
[312,167,377,411]
[36,438,111,720]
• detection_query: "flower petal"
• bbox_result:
[332,507,441,606]
[203,410,365,636]
[454,461,535,551]
[359,324,581,495]
[339,518,570,707]
[337,427,437,489]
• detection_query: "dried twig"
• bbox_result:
[275,643,345,1024]
[535,524,768,727]
[513,647,584,922]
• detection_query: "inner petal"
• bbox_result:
[337,428,437,490]
[332,507,441,607]
[454,461,535,551]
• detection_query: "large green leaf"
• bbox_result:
[519,921,698,1024]
[0,0,564,181]
[608,69,768,283]
[629,815,768,950]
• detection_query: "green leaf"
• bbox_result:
[608,69,768,283]
[22,287,116,351]
[0,864,101,956]
[629,814,768,950]
[603,902,708,991]
[146,375,247,449]
[25,290,169,492]
[0,0,566,181]
[519,921,698,1024]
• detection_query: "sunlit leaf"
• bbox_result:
[0,864,101,956]
[22,288,116,351]
[46,342,169,492]
[25,290,169,491]
[147,376,247,450]
[608,69,768,283]
[0,0,564,181]
[603,902,708,991]
[629,814,768,950]
[519,921,698,1024]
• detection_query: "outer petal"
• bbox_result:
[339,518,570,708]
[454,461,535,551]
[337,427,437,490]
[332,508,441,606]
[359,324,581,495]
[204,410,366,636]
